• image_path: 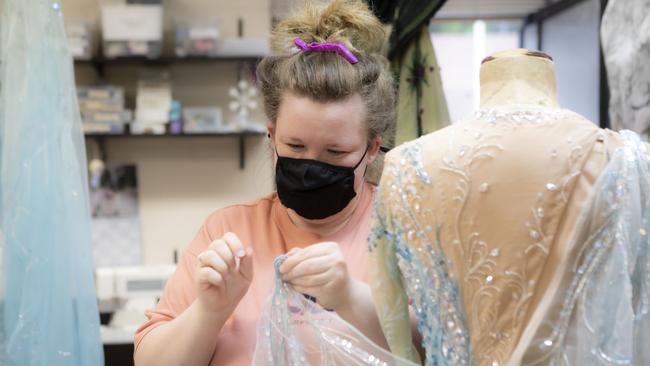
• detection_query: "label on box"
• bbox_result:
[68,41,89,58]
[79,100,123,112]
[128,41,150,55]
[66,23,91,37]
[189,27,219,40]
[136,85,172,125]
[83,122,125,134]
[88,90,112,99]
[91,112,122,123]
[78,87,124,103]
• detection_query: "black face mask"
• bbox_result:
[275,149,367,220]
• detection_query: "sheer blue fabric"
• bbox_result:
[252,255,419,366]
[0,0,104,365]
[519,130,650,365]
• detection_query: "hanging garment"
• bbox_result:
[252,255,419,366]
[394,26,451,146]
[0,0,104,365]
[368,106,650,365]
[367,26,451,184]
[601,0,650,140]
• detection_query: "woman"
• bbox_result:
[133,1,397,365]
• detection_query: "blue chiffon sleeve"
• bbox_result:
[518,130,650,365]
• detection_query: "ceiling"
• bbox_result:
[436,0,556,19]
[271,0,559,22]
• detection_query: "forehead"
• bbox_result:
[275,92,367,144]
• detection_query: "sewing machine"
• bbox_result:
[95,265,176,344]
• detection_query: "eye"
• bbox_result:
[287,143,304,150]
[328,149,346,156]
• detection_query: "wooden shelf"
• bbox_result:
[75,55,262,65]
[85,131,266,169]
[74,56,262,76]
[84,131,264,138]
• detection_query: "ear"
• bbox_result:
[366,136,382,164]
[267,122,276,145]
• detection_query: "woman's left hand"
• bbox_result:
[279,241,353,310]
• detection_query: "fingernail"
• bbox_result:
[236,249,246,258]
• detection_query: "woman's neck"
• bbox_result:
[286,182,366,238]
[479,49,559,110]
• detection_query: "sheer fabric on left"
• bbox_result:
[0,0,104,365]
[252,255,419,366]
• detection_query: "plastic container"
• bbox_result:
[174,18,221,57]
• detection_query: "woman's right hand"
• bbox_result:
[195,232,254,315]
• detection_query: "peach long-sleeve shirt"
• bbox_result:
[134,183,375,365]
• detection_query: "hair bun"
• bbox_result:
[271,0,386,55]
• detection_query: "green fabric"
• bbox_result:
[369,0,447,59]
[370,0,398,24]
[394,25,450,146]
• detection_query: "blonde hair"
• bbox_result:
[257,0,396,154]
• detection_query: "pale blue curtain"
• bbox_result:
[0,0,104,365]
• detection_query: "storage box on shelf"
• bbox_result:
[174,18,221,58]
[78,86,132,134]
[101,4,163,59]
[66,21,95,60]
[183,107,230,134]
[132,70,172,135]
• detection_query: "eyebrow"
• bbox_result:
[284,137,305,144]
[281,136,352,150]
[325,144,345,150]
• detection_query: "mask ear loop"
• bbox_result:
[270,134,281,161]
[354,147,369,169]
[354,146,370,175]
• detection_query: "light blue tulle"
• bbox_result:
[521,130,650,365]
[252,255,419,365]
[0,0,104,365]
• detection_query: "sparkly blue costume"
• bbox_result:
[0,1,104,364]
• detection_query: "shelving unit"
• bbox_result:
[77,51,267,170]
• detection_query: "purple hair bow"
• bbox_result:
[294,38,359,65]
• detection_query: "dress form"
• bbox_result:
[479,49,559,109]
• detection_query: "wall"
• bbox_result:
[540,0,601,124]
[61,0,275,265]
[521,0,602,124]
